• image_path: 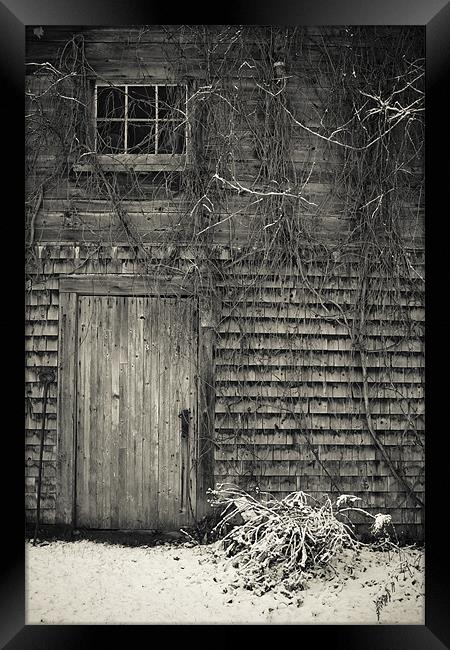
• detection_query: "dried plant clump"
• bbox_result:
[207,484,393,594]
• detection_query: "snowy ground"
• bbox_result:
[25,539,424,625]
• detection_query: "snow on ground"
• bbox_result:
[25,540,424,625]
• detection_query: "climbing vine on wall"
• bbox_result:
[25,26,425,511]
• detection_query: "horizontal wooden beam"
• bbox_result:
[59,274,195,295]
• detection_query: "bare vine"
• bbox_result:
[25,26,425,517]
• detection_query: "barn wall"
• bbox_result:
[25,243,424,536]
[213,257,424,536]
[25,26,425,537]
[25,25,424,247]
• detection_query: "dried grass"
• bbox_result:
[207,483,391,594]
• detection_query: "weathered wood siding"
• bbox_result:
[26,25,424,247]
[213,258,424,534]
[75,295,197,529]
[25,244,424,535]
[25,26,425,537]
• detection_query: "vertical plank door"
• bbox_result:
[76,295,198,529]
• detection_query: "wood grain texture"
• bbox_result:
[59,274,194,295]
[75,295,198,529]
[55,291,77,525]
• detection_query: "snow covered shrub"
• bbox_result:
[208,483,393,593]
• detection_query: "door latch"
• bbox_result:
[179,409,190,512]
[179,408,190,438]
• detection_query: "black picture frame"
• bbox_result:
[2,0,449,647]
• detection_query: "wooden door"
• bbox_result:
[75,295,198,529]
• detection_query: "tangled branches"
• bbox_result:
[207,484,394,594]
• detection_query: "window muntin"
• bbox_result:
[95,84,186,156]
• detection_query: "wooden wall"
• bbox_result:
[25,26,425,537]
[25,244,424,535]
[25,25,424,248]
[213,256,424,535]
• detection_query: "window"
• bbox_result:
[91,83,188,170]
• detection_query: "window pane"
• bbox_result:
[128,86,156,119]
[96,86,125,119]
[127,122,156,153]
[97,121,125,153]
[158,121,185,154]
[158,86,185,120]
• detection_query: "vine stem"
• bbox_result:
[356,272,424,510]
[27,185,43,247]
[359,347,424,509]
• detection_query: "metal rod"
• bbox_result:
[33,370,55,545]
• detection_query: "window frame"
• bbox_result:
[76,79,191,172]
